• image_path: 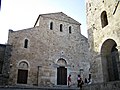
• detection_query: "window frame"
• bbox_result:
[101,11,108,28]
[50,22,53,30]
[69,26,72,34]
[60,24,63,32]
[24,39,28,48]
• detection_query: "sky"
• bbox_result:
[0,0,87,44]
[0,0,1,9]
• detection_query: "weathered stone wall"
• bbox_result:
[0,44,6,85]
[0,44,12,85]
[86,0,120,83]
[0,44,6,72]
[84,81,120,90]
[7,12,90,86]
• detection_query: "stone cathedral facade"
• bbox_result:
[0,0,120,88]
[86,0,120,83]
[0,12,90,86]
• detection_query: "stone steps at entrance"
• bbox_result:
[0,85,80,90]
[1,81,120,90]
[0,84,81,90]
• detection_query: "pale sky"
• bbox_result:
[0,0,87,44]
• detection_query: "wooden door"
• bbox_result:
[17,69,28,84]
[57,67,67,85]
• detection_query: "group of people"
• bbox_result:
[68,74,92,89]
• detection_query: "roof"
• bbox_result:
[34,12,81,27]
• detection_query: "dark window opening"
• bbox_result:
[0,61,3,74]
[24,39,28,48]
[60,24,63,32]
[69,26,71,34]
[50,22,53,30]
[101,11,108,28]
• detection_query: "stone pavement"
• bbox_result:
[1,81,120,90]
[0,85,81,90]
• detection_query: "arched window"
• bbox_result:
[101,11,108,28]
[69,26,71,34]
[24,39,28,48]
[60,24,63,32]
[50,22,53,30]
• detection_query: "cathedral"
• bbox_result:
[0,0,120,89]
[0,12,90,86]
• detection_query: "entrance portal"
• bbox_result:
[101,39,119,82]
[57,67,67,85]
[17,61,29,84]
[17,69,28,84]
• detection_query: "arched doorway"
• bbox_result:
[57,58,67,85]
[17,61,29,84]
[101,39,119,82]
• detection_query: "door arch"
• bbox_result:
[57,58,67,85]
[101,39,119,82]
[17,61,29,84]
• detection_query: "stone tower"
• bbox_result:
[86,0,120,83]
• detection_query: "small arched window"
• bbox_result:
[50,22,53,30]
[101,11,108,28]
[69,26,71,34]
[24,39,28,48]
[60,24,63,32]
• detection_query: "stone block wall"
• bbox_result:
[7,12,91,86]
[84,81,120,90]
[0,44,12,85]
[86,0,120,83]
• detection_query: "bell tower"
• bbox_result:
[86,0,120,83]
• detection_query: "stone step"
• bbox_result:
[0,86,80,90]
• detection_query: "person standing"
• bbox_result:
[68,74,71,87]
[84,78,88,85]
[77,75,81,87]
[79,77,84,90]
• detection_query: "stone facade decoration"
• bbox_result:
[86,0,120,83]
[7,12,90,86]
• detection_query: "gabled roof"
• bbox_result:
[34,12,81,27]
